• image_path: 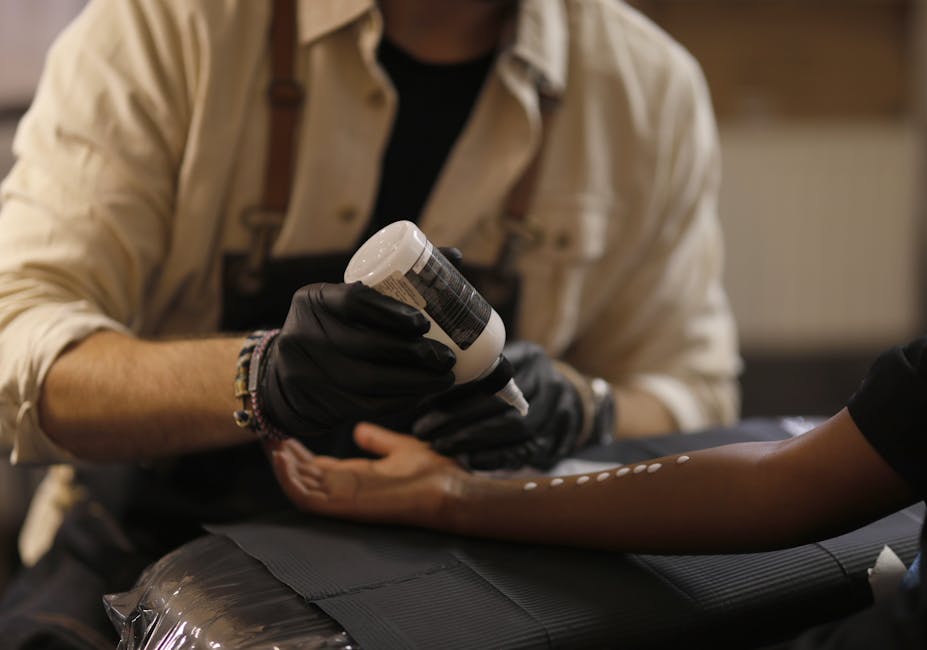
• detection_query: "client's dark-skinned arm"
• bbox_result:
[269,409,916,554]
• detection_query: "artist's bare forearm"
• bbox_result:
[447,411,916,553]
[40,330,255,461]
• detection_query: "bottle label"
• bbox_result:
[374,273,428,312]
[372,243,490,349]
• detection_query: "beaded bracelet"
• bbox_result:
[248,329,289,440]
[233,328,288,441]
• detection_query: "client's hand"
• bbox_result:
[268,423,469,527]
[257,282,456,436]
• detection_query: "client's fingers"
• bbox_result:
[284,438,319,464]
[269,439,323,481]
[271,446,325,501]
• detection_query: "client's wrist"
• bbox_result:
[440,469,484,536]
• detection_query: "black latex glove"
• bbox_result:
[258,282,456,436]
[412,341,595,471]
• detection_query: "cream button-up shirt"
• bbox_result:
[0,0,740,468]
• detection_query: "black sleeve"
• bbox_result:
[846,336,927,499]
[780,336,927,650]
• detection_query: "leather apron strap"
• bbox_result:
[237,0,304,295]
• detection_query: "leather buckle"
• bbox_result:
[236,206,287,295]
[499,213,543,249]
[241,206,286,231]
[267,78,304,107]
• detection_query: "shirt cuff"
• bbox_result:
[1,304,130,465]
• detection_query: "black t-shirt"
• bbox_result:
[788,336,927,649]
[357,38,496,246]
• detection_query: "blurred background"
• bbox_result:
[0,0,923,593]
[628,0,925,418]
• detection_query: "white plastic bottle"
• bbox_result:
[344,220,529,416]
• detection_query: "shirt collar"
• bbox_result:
[297,0,373,45]
[509,0,568,98]
[297,0,569,97]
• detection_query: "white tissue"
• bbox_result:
[867,545,908,602]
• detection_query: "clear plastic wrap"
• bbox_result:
[104,534,359,649]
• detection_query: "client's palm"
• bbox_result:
[268,424,465,527]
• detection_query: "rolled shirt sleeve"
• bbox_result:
[0,0,190,463]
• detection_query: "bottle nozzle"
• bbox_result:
[496,377,529,416]
[473,355,530,416]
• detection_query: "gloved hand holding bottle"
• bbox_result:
[255,281,457,436]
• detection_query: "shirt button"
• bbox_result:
[337,206,359,223]
[367,88,386,108]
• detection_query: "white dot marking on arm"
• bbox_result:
[523,481,538,491]
[596,472,610,482]
[676,455,690,465]
[576,475,590,485]
[615,467,630,477]
[632,465,647,474]
[647,463,662,473]
[550,478,564,487]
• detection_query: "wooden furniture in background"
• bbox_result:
[628,0,914,120]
